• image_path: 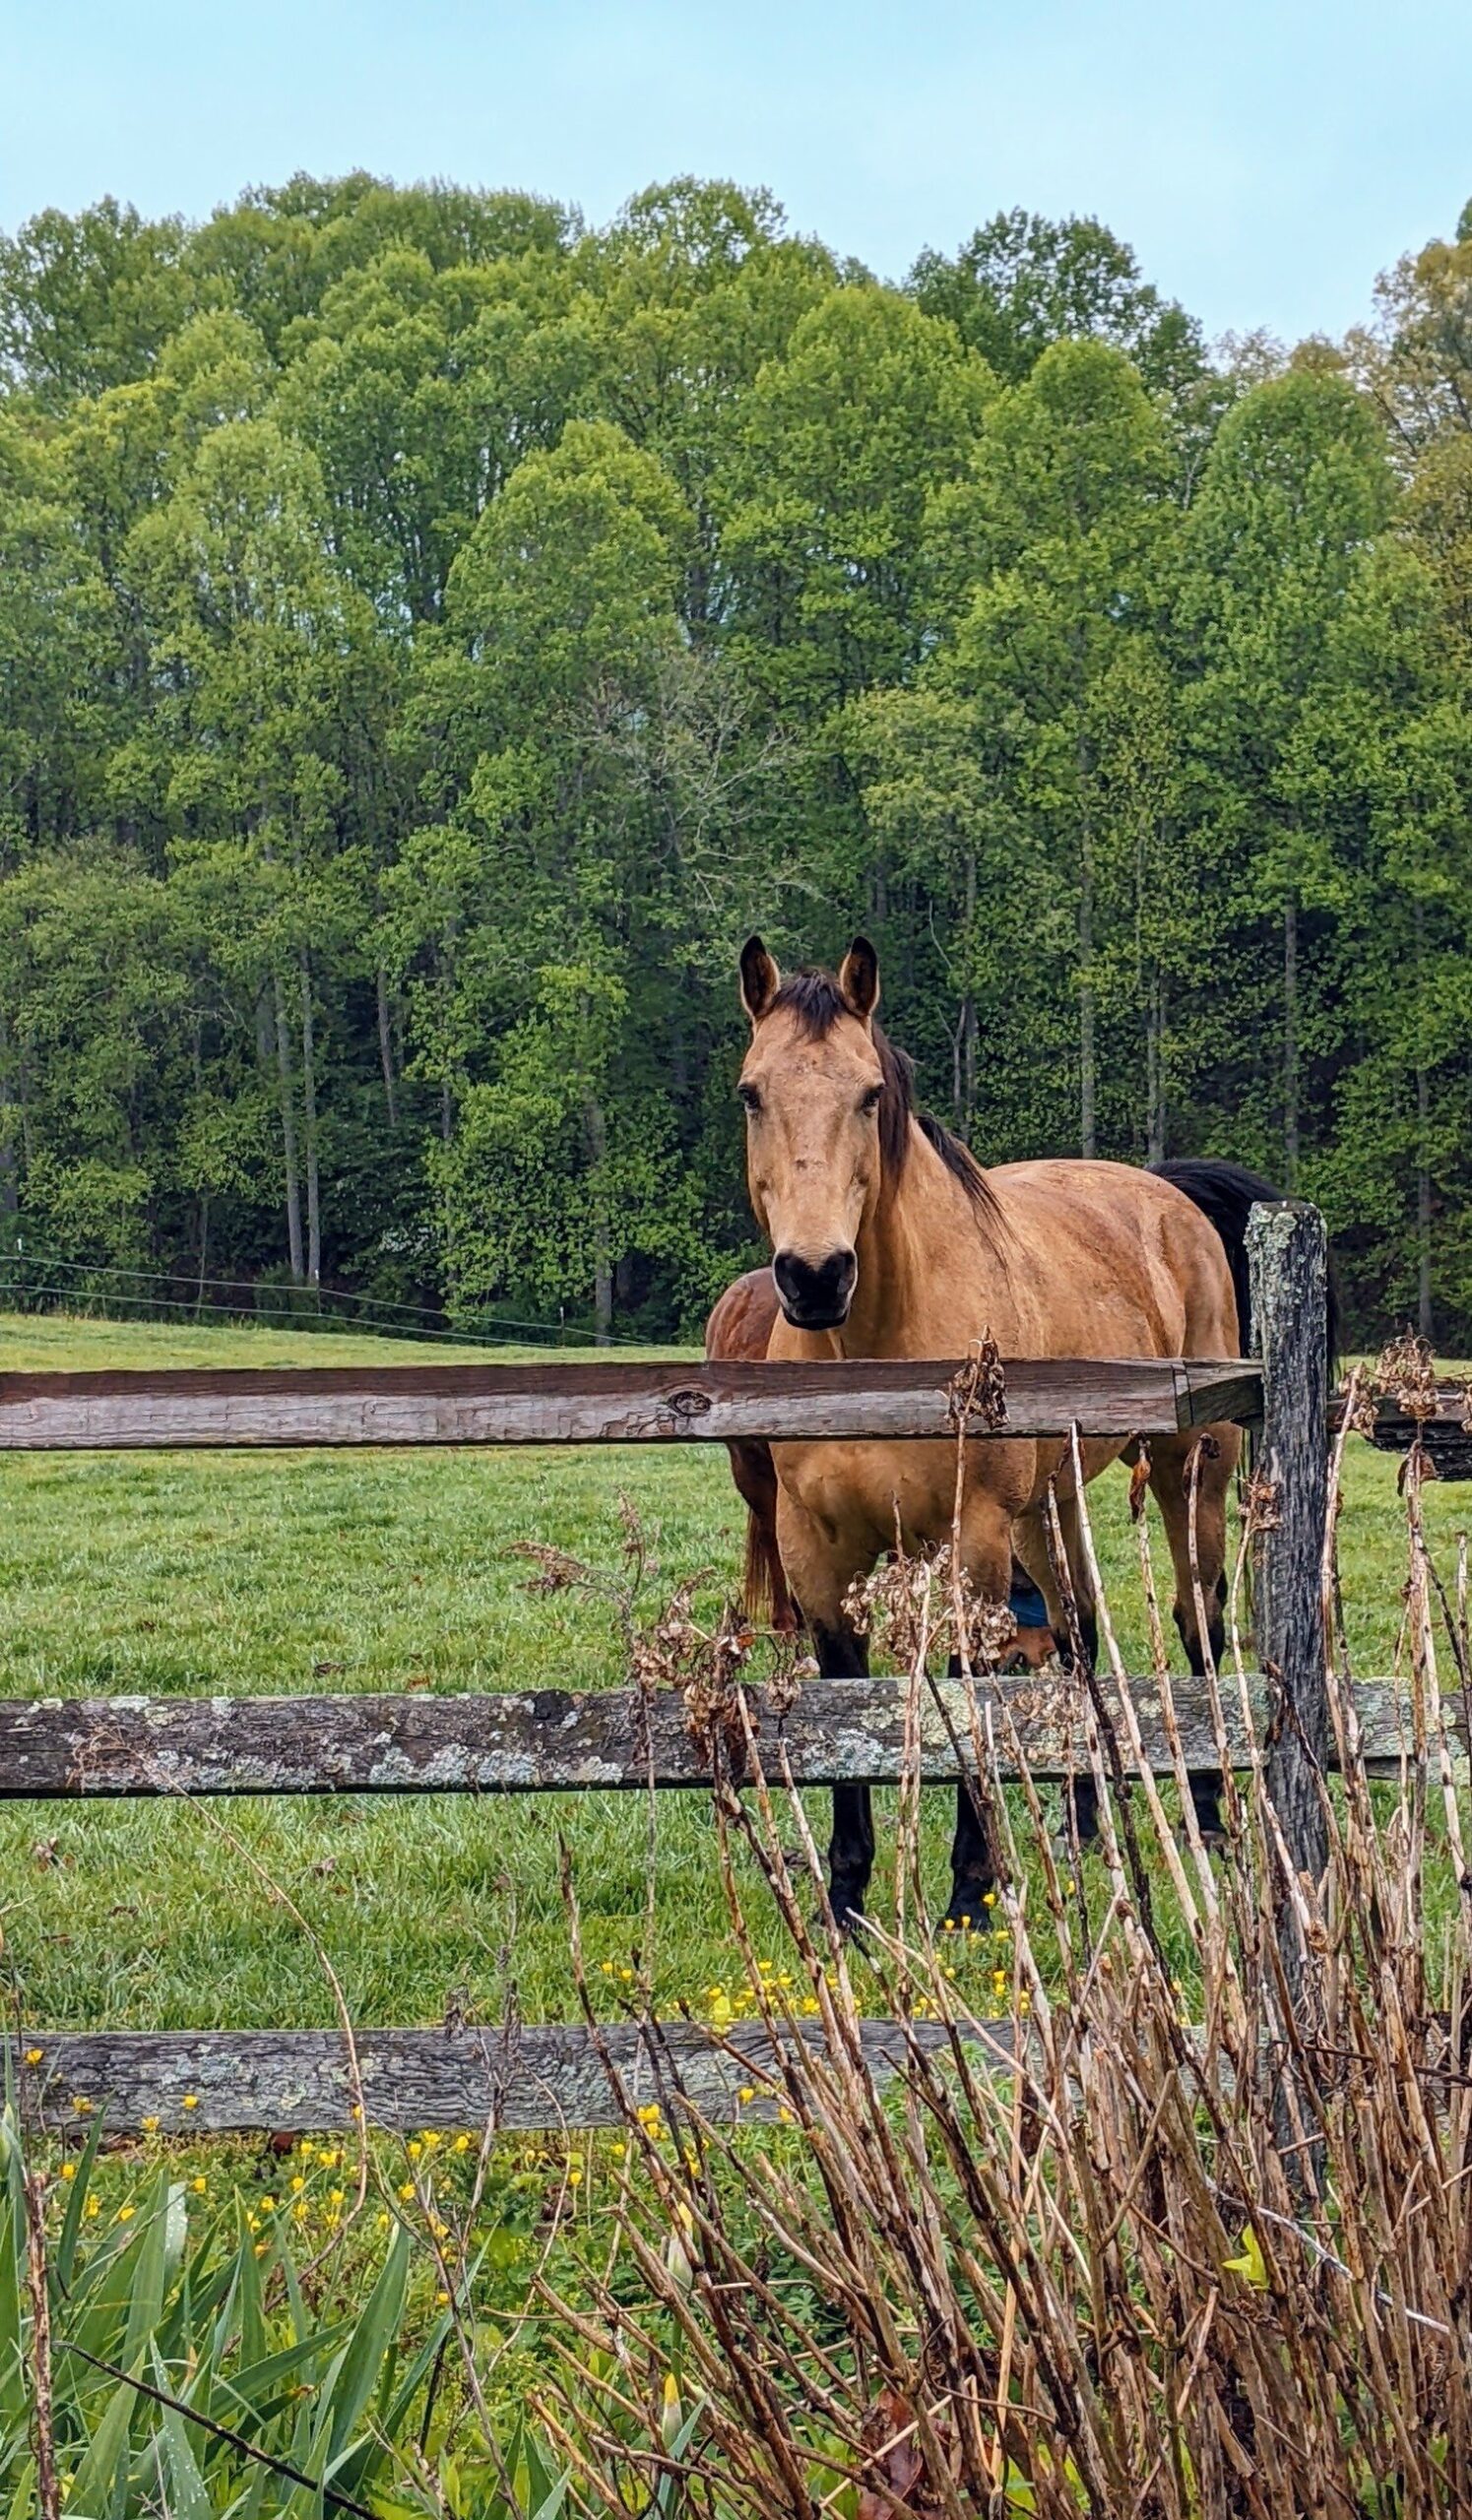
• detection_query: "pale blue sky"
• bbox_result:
[4,0,1468,344]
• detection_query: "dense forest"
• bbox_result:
[1,172,1470,1344]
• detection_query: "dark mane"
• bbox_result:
[771,968,1002,1228]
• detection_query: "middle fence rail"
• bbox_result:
[0,1201,1465,2133]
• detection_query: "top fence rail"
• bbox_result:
[0,1354,1461,1458]
[0,1354,1263,1450]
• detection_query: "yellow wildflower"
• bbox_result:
[191,2176,207,2195]
[180,2094,198,2112]
[24,2048,42,2066]
[141,2116,160,2134]
[59,2163,76,2182]
[116,2206,135,2225]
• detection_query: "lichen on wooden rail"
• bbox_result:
[0,1674,1441,1799]
[0,1353,1259,1451]
[3,2019,1025,2134]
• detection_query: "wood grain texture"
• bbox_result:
[4,2018,1024,2134]
[0,1354,1259,1451]
[0,1675,1441,1799]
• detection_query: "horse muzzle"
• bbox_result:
[772,1246,857,1330]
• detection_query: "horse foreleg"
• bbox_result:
[1147,1427,1241,1845]
[774,1490,876,1929]
[1015,1498,1102,1853]
[944,1502,1017,1930]
[808,1618,874,1930]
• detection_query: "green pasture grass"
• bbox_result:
[0,1310,1466,2047]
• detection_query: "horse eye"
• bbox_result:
[860,1086,883,1116]
[738,1086,762,1116]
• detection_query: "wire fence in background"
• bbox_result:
[0,1252,651,1351]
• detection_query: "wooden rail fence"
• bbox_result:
[1,1202,1464,2133]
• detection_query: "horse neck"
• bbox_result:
[843,1122,994,1356]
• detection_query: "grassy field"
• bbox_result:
[1,1307,1466,2046]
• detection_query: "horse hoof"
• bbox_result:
[828,1882,866,1935]
[1189,1796,1226,1851]
[940,1893,990,1933]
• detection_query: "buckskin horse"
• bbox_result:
[727,931,1280,1930]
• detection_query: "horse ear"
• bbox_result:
[838,935,880,1023]
[739,935,781,1025]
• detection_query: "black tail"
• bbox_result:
[1149,1158,1340,1371]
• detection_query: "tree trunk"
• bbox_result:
[1417,1069,1434,1344]
[958,850,978,1134]
[299,952,321,1289]
[1077,742,1096,1160]
[1282,894,1300,1192]
[273,972,305,1286]
[1145,968,1166,1166]
[376,968,399,1130]
[1414,899,1433,1343]
[0,1004,17,1227]
[583,1094,613,1343]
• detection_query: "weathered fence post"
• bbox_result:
[1246,1198,1329,2158]
[1246,1201,1329,1889]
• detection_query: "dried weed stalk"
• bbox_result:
[534,1399,1472,2519]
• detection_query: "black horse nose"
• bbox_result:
[773,1247,857,1326]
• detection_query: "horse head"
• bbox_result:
[736,934,888,1332]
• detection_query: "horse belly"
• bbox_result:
[770,1436,1037,1556]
